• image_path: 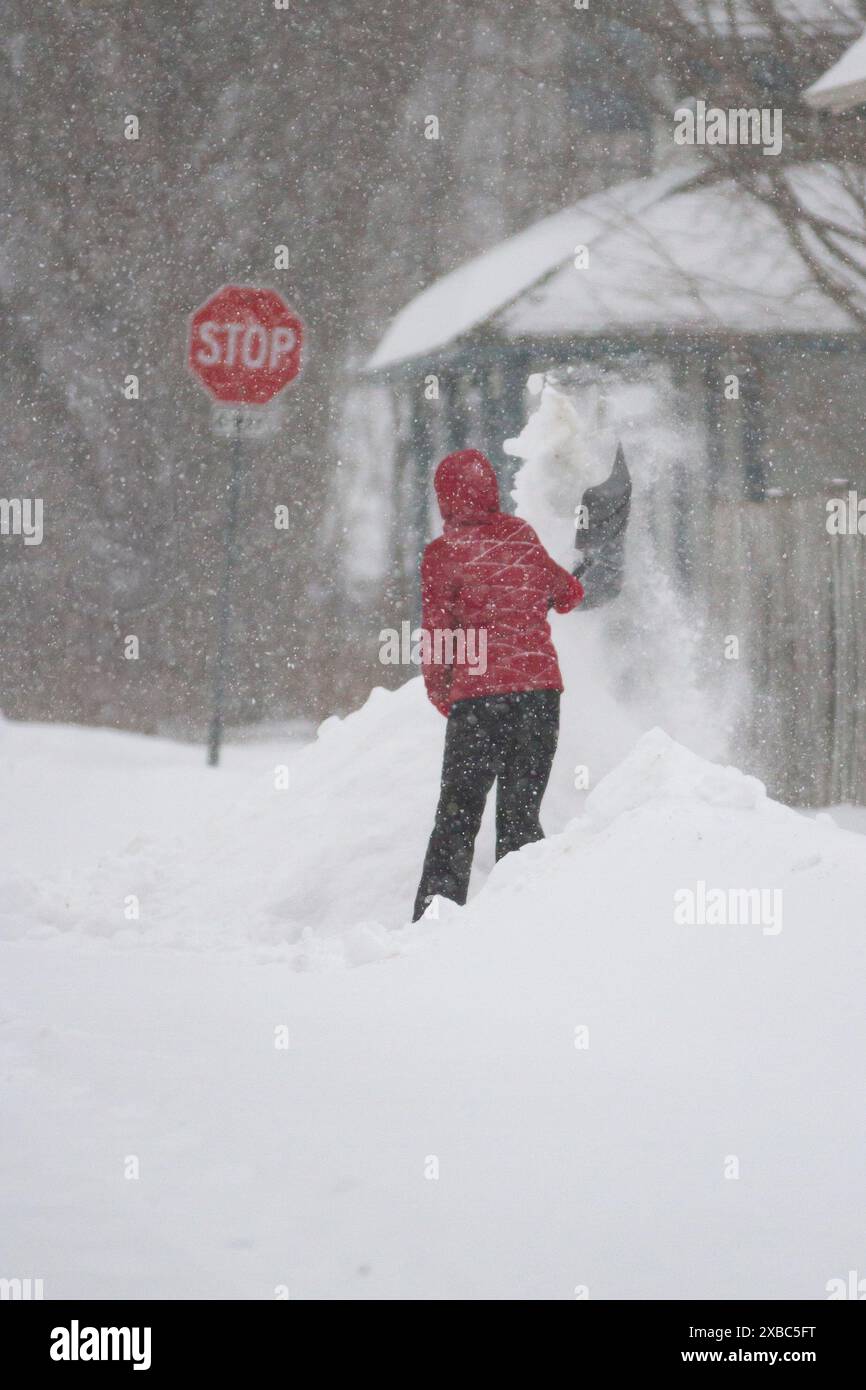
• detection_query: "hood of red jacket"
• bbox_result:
[434,450,500,525]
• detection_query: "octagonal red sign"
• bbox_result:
[188,286,304,404]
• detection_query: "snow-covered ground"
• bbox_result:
[2,714,866,1299]
[3,383,865,1298]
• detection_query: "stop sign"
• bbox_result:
[188,286,303,404]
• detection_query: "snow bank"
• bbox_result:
[465,724,854,934]
[0,672,635,961]
[0,691,439,959]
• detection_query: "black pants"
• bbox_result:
[412,689,560,921]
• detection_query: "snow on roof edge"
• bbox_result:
[804,28,866,110]
[365,166,700,373]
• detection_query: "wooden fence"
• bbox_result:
[705,494,866,806]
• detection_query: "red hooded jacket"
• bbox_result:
[420,450,584,715]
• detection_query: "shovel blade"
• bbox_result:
[575,443,632,609]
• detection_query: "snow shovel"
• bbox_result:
[573,442,632,609]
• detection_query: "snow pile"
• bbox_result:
[0,693,439,960]
[472,724,852,932]
[584,725,769,826]
[0,674,633,961]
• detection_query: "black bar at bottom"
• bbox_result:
[3,1298,863,1375]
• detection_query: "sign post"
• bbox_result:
[207,410,244,766]
[187,285,304,766]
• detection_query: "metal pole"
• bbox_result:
[207,411,244,766]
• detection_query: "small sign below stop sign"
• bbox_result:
[188,286,304,404]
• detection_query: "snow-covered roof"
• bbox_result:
[367,163,865,370]
[804,28,866,109]
[499,167,864,338]
[368,167,695,370]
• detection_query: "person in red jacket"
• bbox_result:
[412,448,584,922]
